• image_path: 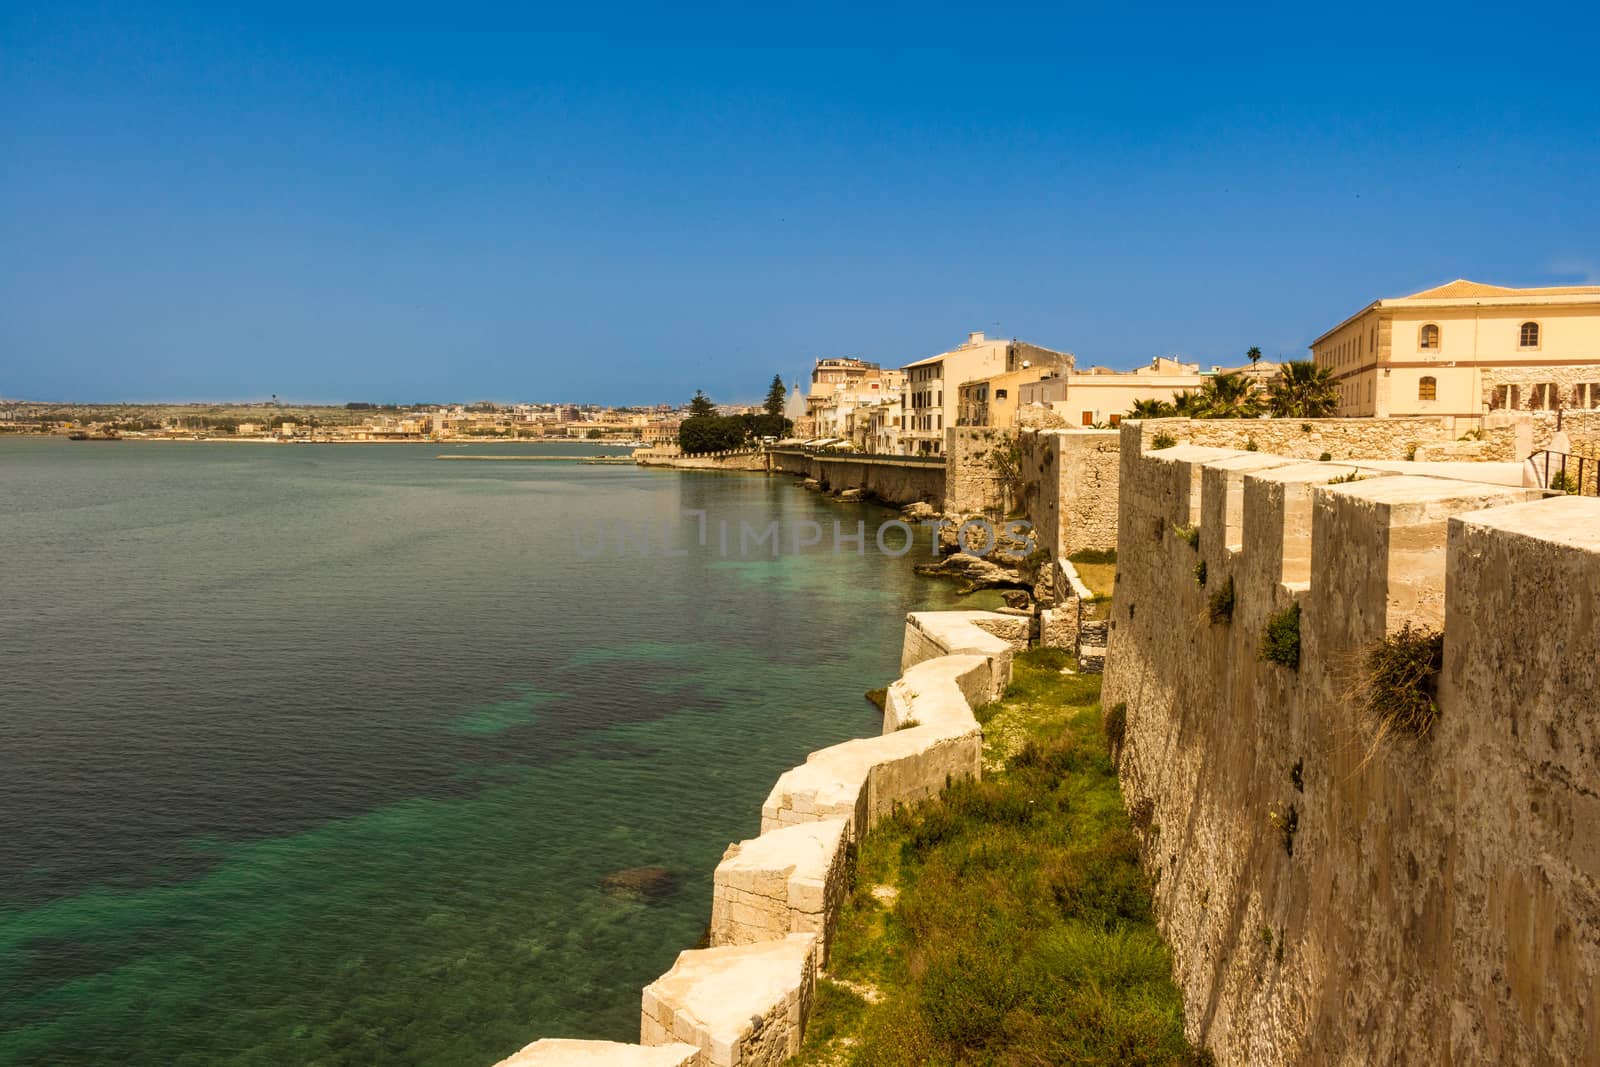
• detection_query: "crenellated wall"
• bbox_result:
[1102,423,1600,1066]
[493,611,1027,1067]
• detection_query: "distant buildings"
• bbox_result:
[1012,357,1278,428]
[1311,279,1600,417]
[901,333,1072,454]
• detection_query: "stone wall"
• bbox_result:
[1102,424,1600,1066]
[492,611,1028,1067]
[1132,415,1460,461]
[634,448,767,472]
[1018,428,1120,557]
[767,450,945,508]
[943,426,1011,517]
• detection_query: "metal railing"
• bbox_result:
[1531,449,1599,496]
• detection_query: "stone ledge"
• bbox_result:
[494,1038,700,1066]
[881,654,991,733]
[901,610,1026,698]
[711,818,851,963]
[641,933,817,1067]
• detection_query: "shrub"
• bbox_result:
[1206,576,1235,624]
[1405,443,1418,461]
[1068,548,1117,565]
[1172,523,1200,550]
[1549,470,1579,494]
[1151,431,1177,450]
[1193,559,1207,586]
[1244,436,1259,452]
[1318,451,1332,462]
[1259,603,1301,668]
[1365,623,1445,738]
[1300,422,1312,433]
[1104,702,1127,754]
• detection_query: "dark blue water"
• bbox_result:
[0,439,977,1065]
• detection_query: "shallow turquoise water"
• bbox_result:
[0,439,973,1065]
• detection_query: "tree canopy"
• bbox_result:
[1266,361,1338,418]
[687,390,717,417]
[763,375,786,417]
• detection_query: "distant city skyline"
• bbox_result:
[4,3,1597,404]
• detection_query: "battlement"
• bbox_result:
[1104,425,1600,1065]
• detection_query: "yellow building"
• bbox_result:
[1311,279,1600,417]
[901,333,1070,453]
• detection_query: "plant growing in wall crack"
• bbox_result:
[1151,431,1177,450]
[1259,603,1301,669]
[1361,623,1445,740]
[1172,523,1200,550]
[1328,470,1363,485]
[1206,576,1235,624]
[1269,804,1298,856]
[1194,559,1207,586]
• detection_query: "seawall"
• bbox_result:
[494,610,1028,1067]
[1102,423,1600,1065]
[767,449,945,508]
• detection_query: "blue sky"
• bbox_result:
[3,2,1597,405]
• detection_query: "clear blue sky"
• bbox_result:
[3,2,1597,405]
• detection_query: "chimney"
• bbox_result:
[967,331,985,345]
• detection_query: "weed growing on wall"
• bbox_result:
[1318,451,1332,462]
[1363,623,1445,738]
[1104,701,1127,756]
[1244,436,1259,452]
[1206,576,1235,624]
[1328,470,1363,484]
[1259,603,1301,668]
[1152,432,1177,450]
[1173,523,1200,550]
[1194,559,1207,587]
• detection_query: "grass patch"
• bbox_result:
[1068,548,1118,565]
[1258,603,1301,669]
[795,651,1200,1066]
[1151,432,1177,450]
[1072,561,1118,600]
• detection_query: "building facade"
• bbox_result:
[901,333,1071,453]
[1311,279,1600,417]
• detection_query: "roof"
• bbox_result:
[1404,278,1600,299]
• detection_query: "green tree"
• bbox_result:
[1194,372,1264,418]
[688,390,717,417]
[679,415,747,454]
[1127,397,1176,419]
[1171,390,1204,417]
[585,428,602,439]
[1247,346,1263,371]
[763,375,786,417]
[1267,360,1339,418]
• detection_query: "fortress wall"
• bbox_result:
[767,450,945,508]
[495,611,1022,1067]
[1019,428,1120,557]
[943,426,1009,517]
[1133,415,1459,461]
[1102,422,1599,1066]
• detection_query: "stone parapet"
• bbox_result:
[494,1039,700,1067]
[640,934,819,1067]
[710,819,851,964]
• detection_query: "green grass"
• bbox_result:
[796,649,1202,1066]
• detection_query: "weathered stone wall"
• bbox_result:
[634,448,767,472]
[492,611,1027,1067]
[1479,410,1600,462]
[1102,424,1600,1066]
[768,450,945,508]
[943,426,1011,516]
[1132,415,1459,461]
[1019,428,1120,557]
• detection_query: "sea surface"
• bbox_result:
[0,438,984,1066]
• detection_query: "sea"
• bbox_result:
[0,438,986,1066]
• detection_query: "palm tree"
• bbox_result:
[1267,361,1339,418]
[1195,372,1264,418]
[1171,390,1204,417]
[1246,346,1262,371]
[1128,397,1176,419]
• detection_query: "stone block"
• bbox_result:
[711,818,851,964]
[640,934,817,1067]
[493,1039,700,1067]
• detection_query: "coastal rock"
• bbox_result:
[1001,589,1032,610]
[900,501,939,521]
[801,478,822,491]
[912,551,1029,594]
[837,488,865,502]
[602,866,677,899]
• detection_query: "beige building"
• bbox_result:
[901,333,1070,453]
[1311,279,1600,417]
[1016,356,1231,426]
[803,358,903,442]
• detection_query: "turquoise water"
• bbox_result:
[0,439,974,1065]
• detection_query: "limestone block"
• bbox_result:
[1039,606,1078,650]
[900,610,1024,699]
[881,654,990,733]
[711,818,850,964]
[640,933,817,1067]
[762,724,982,841]
[494,1039,700,1067]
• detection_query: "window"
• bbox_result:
[1081,411,1094,426]
[1520,321,1541,348]
[1418,376,1437,401]
[995,389,1008,399]
[1530,382,1559,410]
[1420,324,1440,350]
[1109,413,1121,427]
[1589,383,1600,410]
